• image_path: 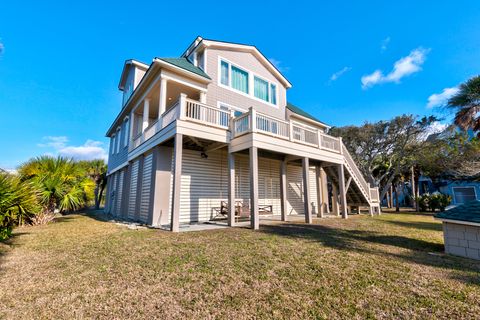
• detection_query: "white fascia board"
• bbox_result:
[202,40,292,89]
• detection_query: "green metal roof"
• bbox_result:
[157,57,211,80]
[286,102,329,127]
[435,200,480,224]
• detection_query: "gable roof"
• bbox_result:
[118,59,149,90]
[287,102,330,128]
[185,36,292,88]
[435,200,480,224]
[156,57,211,80]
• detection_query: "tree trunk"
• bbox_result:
[394,183,400,212]
[97,182,106,210]
[94,184,100,210]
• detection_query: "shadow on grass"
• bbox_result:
[383,220,443,232]
[259,223,480,285]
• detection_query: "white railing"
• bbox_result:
[161,100,180,128]
[234,113,250,136]
[370,188,380,202]
[342,143,370,197]
[184,98,230,129]
[291,121,319,146]
[320,133,341,152]
[256,113,289,139]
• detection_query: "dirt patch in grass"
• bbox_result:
[1,211,479,319]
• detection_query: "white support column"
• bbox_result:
[228,152,235,227]
[249,146,259,230]
[142,98,150,133]
[338,164,348,219]
[171,133,183,232]
[321,167,330,214]
[200,91,207,104]
[332,184,340,216]
[280,159,288,221]
[158,78,167,120]
[129,111,135,146]
[249,107,257,133]
[315,166,324,218]
[179,93,187,121]
[302,157,312,224]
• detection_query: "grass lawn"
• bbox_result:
[1,210,480,319]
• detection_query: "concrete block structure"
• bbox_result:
[435,200,480,260]
[104,37,381,232]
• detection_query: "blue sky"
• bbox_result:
[1,0,480,170]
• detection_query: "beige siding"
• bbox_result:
[286,165,318,216]
[287,165,303,215]
[138,153,153,223]
[179,149,288,223]
[110,173,118,215]
[258,158,281,215]
[180,148,228,223]
[205,48,287,120]
[127,159,140,220]
[114,170,124,217]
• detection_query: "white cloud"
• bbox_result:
[381,37,390,52]
[268,57,290,73]
[427,87,459,109]
[329,67,351,82]
[37,136,68,149]
[361,47,430,89]
[38,136,108,161]
[59,140,108,161]
[0,39,4,55]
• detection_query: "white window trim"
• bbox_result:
[123,118,129,148]
[452,186,478,203]
[116,127,121,154]
[111,134,116,155]
[217,56,279,109]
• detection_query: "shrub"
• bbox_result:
[416,193,452,212]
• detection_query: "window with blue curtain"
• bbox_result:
[220,60,229,86]
[254,76,269,102]
[231,65,249,93]
[270,83,277,105]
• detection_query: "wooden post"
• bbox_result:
[249,146,259,230]
[228,152,235,227]
[170,133,183,232]
[338,164,348,219]
[142,98,150,132]
[158,78,167,121]
[315,166,324,218]
[302,157,312,224]
[280,159,288,221]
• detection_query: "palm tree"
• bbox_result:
[0,171,40,239]
[79,159,107,209]
[18,156,94,214]
[447,76,480,137]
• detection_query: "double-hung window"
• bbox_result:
[253,76,277,105]
[220,59,249,94]
[220,61,229,86]
[231,65,249,94]
[270,84,277,105]
[254,76,269,102]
